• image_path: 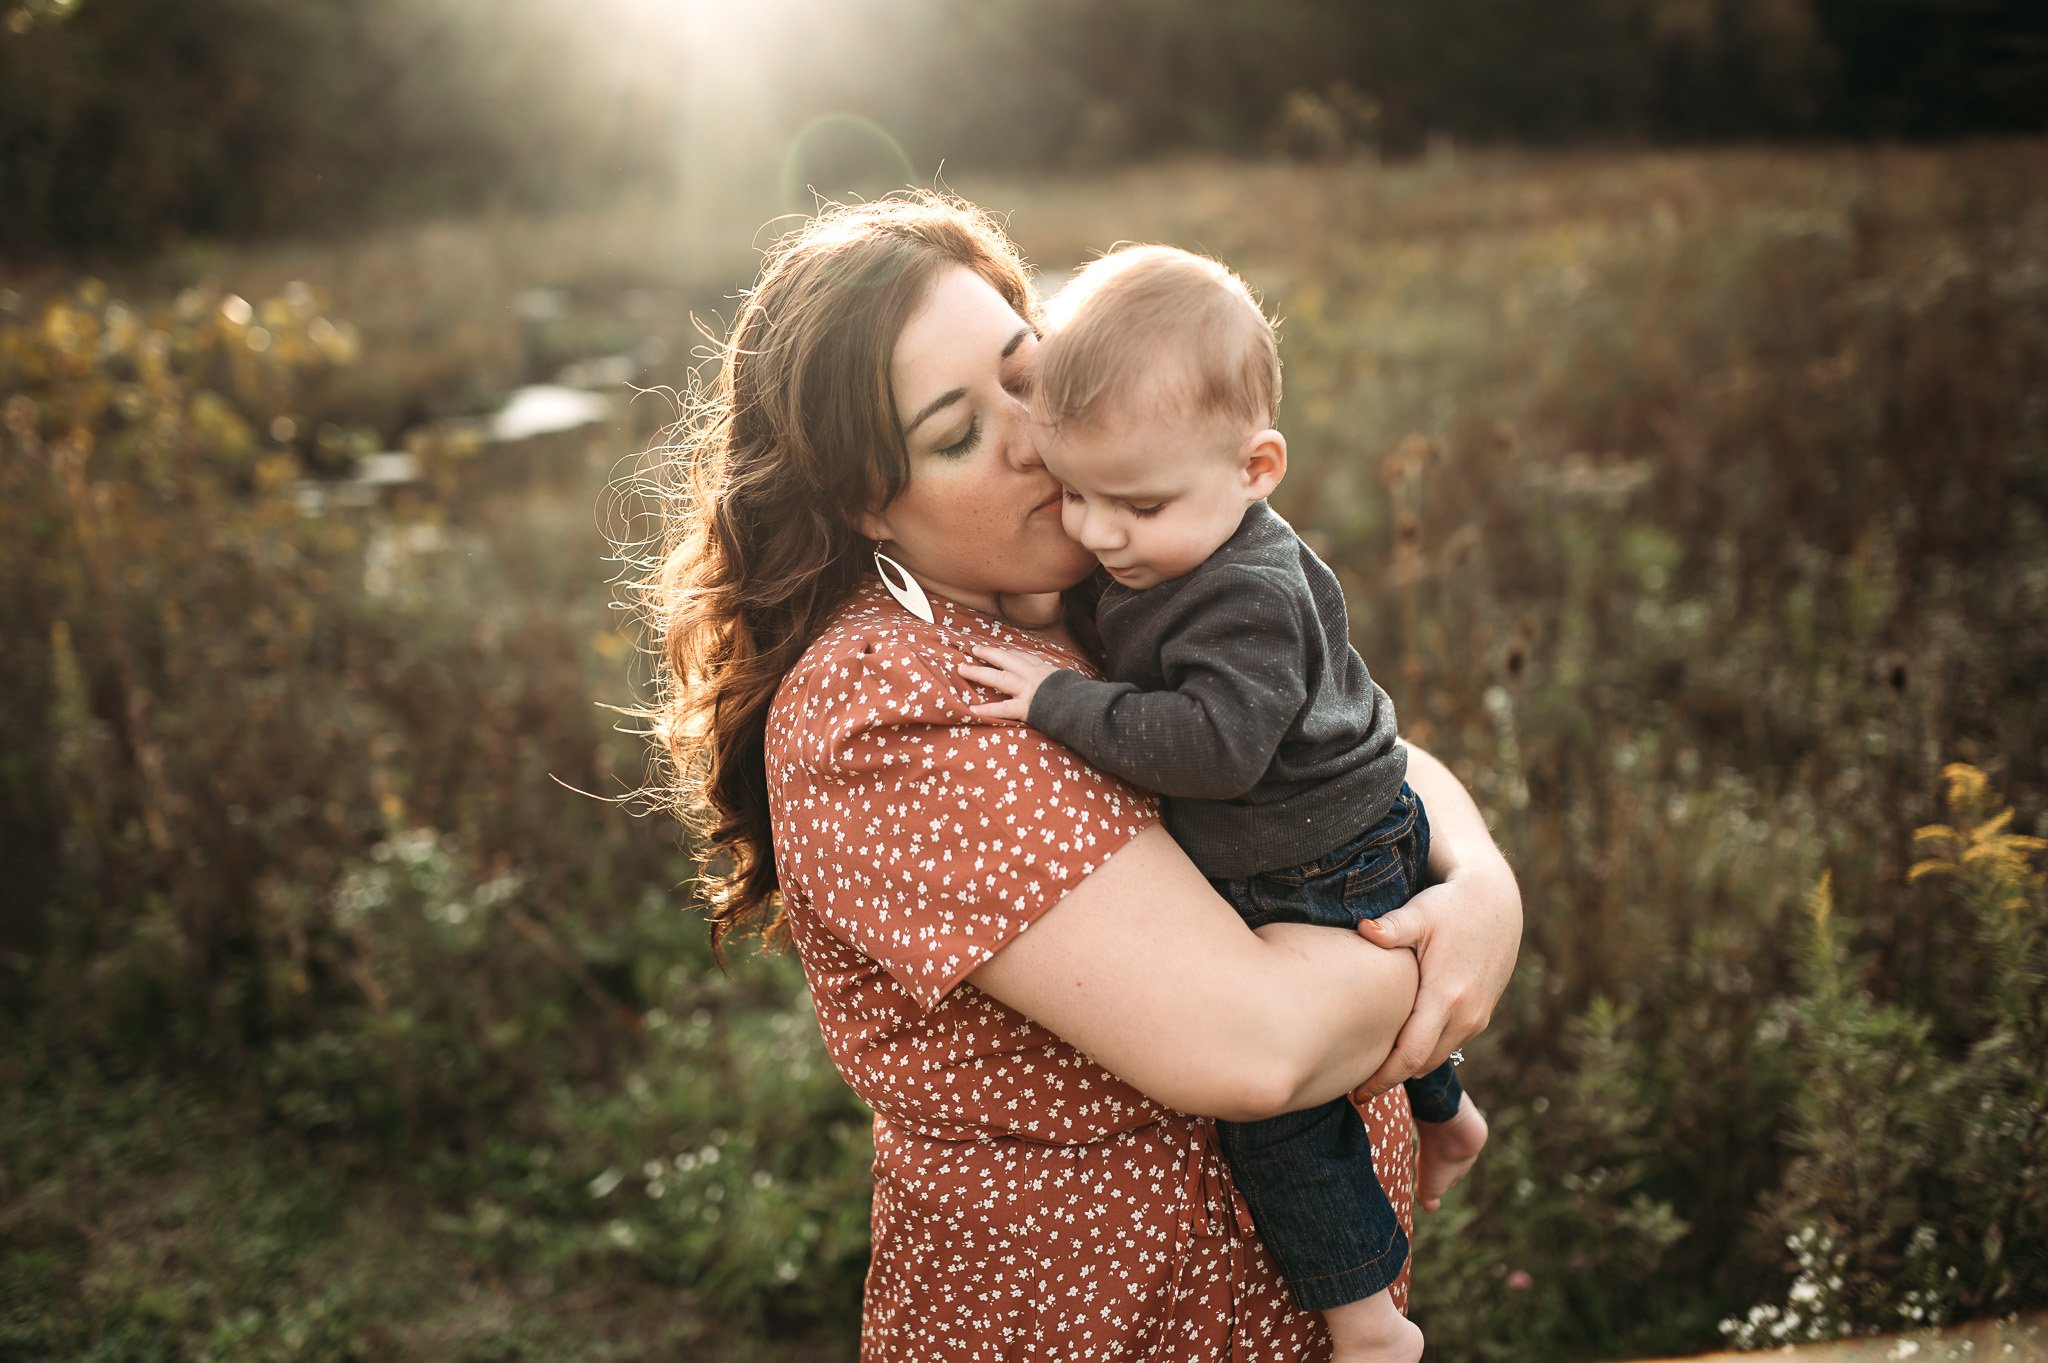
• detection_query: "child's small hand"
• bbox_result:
[959,645,1059,722]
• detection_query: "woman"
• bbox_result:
[647,193,1521,1360]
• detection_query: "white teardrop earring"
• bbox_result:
[873,543,935,624]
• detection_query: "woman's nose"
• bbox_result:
[1000,395,1041,470]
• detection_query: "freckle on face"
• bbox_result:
[880,267,1095,604]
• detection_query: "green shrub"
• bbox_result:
[1724,766,2048,1346]
[1414,765,2047,1358]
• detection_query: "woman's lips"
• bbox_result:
[1032,490,1063,515]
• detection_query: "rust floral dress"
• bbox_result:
[766,582,1416,1362]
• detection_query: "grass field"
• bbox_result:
[5,141,2044,1361]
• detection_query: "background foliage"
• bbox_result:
[5,141,2045,1358]
[2,0,2044,256]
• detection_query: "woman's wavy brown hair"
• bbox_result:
[639,192,1047,957]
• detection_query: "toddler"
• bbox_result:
[960,245,1488,1363]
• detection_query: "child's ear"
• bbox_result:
[1241,428,1287,500]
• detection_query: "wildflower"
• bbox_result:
[1908,763,2047,913]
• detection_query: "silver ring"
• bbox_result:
[1449,1049,1466,1068]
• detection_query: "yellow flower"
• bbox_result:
[1906,763,2046,914]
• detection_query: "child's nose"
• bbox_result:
[1076,508,1123,551]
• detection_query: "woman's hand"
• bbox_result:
[1355,743,1523,1094]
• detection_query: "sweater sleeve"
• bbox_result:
[1027,565,1311,800]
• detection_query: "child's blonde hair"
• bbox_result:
[1034,244,1280,438]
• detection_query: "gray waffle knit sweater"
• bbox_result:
[1029,500,1407,879]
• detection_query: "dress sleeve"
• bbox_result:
[774,628,1159,1011]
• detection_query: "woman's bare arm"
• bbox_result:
[967,823,1419,1123]
[1354,740,1524,1092]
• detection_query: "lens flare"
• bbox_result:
[780,113,917,211]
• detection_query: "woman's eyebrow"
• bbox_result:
[903,388,965,437]
[902,327,1033,437]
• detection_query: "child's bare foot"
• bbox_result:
[1416,1093,1488,1211]
[1322,1288,1424,1363]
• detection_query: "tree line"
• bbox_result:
[2,0,2041,258]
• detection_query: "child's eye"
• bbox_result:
[1130,504,1165,518]
[937,418,981,458]
[1061,488,1083,503]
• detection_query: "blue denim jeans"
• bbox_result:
[1207,782,1466,1311]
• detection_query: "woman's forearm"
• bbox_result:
[1352,741,1525,1090]
[1253,921,1419,1112]
[1402,741,1512,887]
[970,824,1418,1123]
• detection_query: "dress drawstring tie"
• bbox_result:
[1151,1119,1258,1363]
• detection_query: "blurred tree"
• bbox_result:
[1814,0,2048,136]
[1,0,348,251]
[0,0,2041,259]
[0,0,690,257]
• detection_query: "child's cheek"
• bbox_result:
[1058,499,1085,546]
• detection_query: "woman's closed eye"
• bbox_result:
[937,418,981,459]
[937,376,1032,459]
